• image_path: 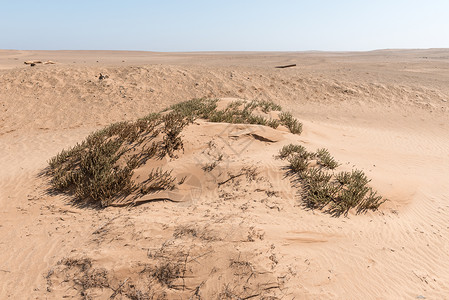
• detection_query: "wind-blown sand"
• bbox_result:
[1,49,449,299]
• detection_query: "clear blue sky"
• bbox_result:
[1,0,448,51]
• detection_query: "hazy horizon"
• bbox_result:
[3,48,448,53]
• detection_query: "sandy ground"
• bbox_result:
[1,49,449,299]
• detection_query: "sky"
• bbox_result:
[1,0,449,51]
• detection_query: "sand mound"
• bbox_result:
[38,98,387,298]
[46,98,383,214]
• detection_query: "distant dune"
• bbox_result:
[1,50,448,299]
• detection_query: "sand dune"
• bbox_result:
[1,50,449,299]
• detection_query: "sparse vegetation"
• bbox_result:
[47,258,110,297]
[169,98,301,132]
[47,96,381,216]
[139,168,176,194]
[315,148,340,169]
[168,98,218,121]
[47,98,302,207]
[47,111,186,207]
[244,99,282,113]
[152,262,183,288]
[278,144,309,159]
[202,161,218,172]
[279,112,303,134]
[288,154,310,175]
[280,144,386,216]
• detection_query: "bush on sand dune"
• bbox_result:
[48,98,384,215]
[279,144,386,216]
[47,98,302,207]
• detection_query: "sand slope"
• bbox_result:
[1,50,449,299]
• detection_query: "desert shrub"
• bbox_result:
[315,148,340,169]
[330,170,385,215]
[279,112,302,134]
[302,168,336,209]
[357,189,385,214]
[168,98,218,121]
[47,112,186,207]
[244,99,282,113]
[266,119,280,129]
[304,168,385,216]
[170,98,303,134]
[279,144,312,159]
[208,102,270,127]
[140,168,176,195]
[256,100,282,112]
[280,144,385,216]
[47,98,303,207]
[139,112,161,122]
[288,155,309,175]
[49,137,135,207]
[160,112,188,158]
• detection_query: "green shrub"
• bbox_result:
[47,112,186,207]
[266,119,280,129]
[279,112,302,134]
[302,168,336,209]
[288,155,309,175]
[49,136,135,207]
[279,144,312,159]
[168,98,218,121]
[160,112,188,158]
[47,98,303,207]
[315,148,340,170]
[170,98,302,134]
[244,100,282,113]
[279,144,385,216]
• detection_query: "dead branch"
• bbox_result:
[109,277,129,299]
[275,64,296,69]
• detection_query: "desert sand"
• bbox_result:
[1,49,449,299]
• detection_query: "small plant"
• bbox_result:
[279,143,386,216]
[152,262,183,288]
[302,169,338,210]
[303,169,386,216]
[140,168,176,194]
[279,112,303,134]
[202,161,218,172]
[288,155,309,174]
[357,189,385,214]
[315,148,340,169]
[170,98,303,134]
[168,98,218,121]
[279,144,311,159]
[267,119,280,129]
[47,112,185,207]
[244,100,282,113]
[160,112,189,158]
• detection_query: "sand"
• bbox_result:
[1,49,449,299]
